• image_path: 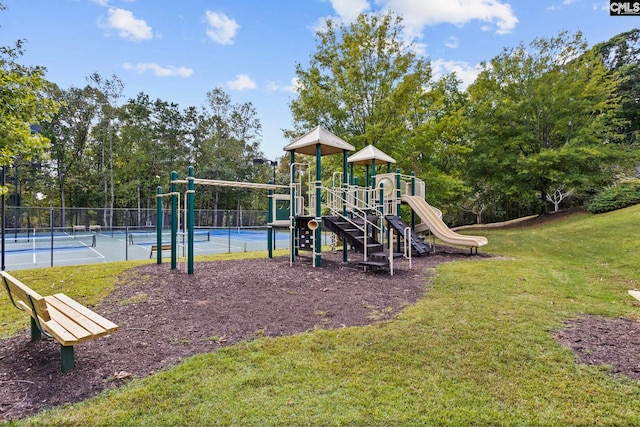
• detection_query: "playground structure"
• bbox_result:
[156,126,487,275]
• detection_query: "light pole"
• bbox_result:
[252,158,277,183]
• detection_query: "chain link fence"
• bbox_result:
[2,206,269,234]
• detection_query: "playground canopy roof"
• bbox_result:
[283,125,355,156]
[348,144,396,165]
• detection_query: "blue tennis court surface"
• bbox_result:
[2,228,329,271]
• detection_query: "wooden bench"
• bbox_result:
[72,225,86,234]
[149,243,172,259]
[1,271,118,372]
[89,225,101,232]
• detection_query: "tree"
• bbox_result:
[465,31,627,213]
[0,15,59,183]
[45,85,102,219]
[188,87,263,223]
[87,73,124,227]
[288,11,468,206]
[289,13,429,150]
[545,185,573,212]
[593,29,640,146]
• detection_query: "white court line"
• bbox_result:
[7,246,105,268]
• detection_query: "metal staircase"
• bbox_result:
[323,216,384,255]
[384,215,432,256]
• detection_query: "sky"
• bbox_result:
[2,0,637,161]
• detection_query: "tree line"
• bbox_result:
[3,7,639,225]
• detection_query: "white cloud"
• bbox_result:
[311,0,370,35]
[267,78,301,93]
[101,8,153,42]
[444,36,459,49]
[123,62,193,78]
[227,74,257,91]
[205,11,240,45]
[327,0,370,22]
[432,58,481,89]
[548,0,579,10]
[380,0,518,36]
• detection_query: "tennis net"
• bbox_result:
[4,234,97,253]
[127,230,211,246]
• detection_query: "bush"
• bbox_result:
[587,180,640,213]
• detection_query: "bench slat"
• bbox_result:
[41,318,80,346]
[46,306,92,343]
[46,297,103,340]
[51,293,118,332]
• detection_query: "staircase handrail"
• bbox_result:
[323,186,384,261]
[403,226,413,270]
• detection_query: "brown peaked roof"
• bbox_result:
[283,125,355,156]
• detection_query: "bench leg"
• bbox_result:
[30,317,42,342]
[61,345,75,373]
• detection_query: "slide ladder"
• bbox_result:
[384,215,432,256]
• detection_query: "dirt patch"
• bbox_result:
[555,315,640,379]
[0,248,474,421]
[497,207,587,229]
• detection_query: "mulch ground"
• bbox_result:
[0,248,469,421]
[555,316,640,379]
[1,235,639,421]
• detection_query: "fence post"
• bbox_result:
[156,186,163,265]
[187,166,195,274]
[267,181,273,259]
[125,209,129,261]
[171,171,178,270]
[50,206,54,267]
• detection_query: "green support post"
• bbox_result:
[290,151,297,263]
[349,163,354,186]
[379,185,385,245]
[371,159,377,211]
[156,186,163,265]
[371,159,377,185]
[171,171,178,270]
[267,181,273,259]
[187,166,195,274]
[61,345,74,373]
[314,143,322,267]
[30,317,41,342]
[365,165,370,206]
[343,149,348,262]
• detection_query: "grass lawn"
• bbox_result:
[5,206,640,426]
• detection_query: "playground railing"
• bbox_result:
[374,172,425,199]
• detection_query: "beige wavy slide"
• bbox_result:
[400,195,488,249]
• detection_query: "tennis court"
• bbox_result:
[2,227,328,271]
